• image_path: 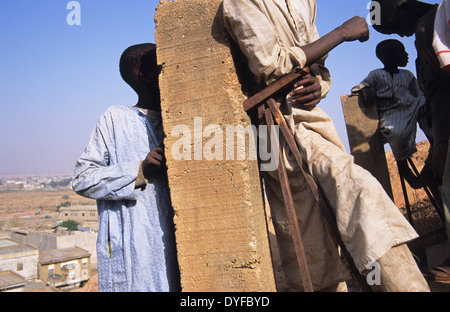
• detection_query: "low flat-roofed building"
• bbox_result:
[0,238,38,281]
[22,280,60,292]
[39,247,91,288]
[59,205,98,225]
[10,228,98,270]
[0,271,60,292]
[0,270,26,292]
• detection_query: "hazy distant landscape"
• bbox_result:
[0,173,95,219]
[0,189,95,218]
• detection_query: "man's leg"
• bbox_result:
[285,106,426,291]
[369,244,430,292]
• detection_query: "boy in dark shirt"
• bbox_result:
[372,0,449,181]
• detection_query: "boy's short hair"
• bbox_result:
[376,39,404,64]
[119,43,157,91]
[371,0,405,34]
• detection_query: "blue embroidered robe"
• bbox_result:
[72,106,179,292]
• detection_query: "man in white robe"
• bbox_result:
[223,0,429,291]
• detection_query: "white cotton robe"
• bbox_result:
[352,69,426,161]
[72,106,179,292]
[224,0,418,290]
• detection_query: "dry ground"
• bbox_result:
[0,189,95,217]
[386,140,444,236]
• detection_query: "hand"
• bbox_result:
[338,16,369,42]
[290,76,322,110]
[142,146,165,178]
[361,86,377,103]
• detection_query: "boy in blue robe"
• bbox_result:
[72,44,180,292]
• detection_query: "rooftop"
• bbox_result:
[0,271,26,290]
[39,247,90,265]
[0,238,36,257]
[0,238,20,248]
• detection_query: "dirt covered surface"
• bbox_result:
[386,141,444,237]
[0,189,95,217]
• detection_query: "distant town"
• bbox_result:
[0,173,73,191]
[0,173,98,292]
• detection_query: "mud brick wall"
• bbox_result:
[341,94,394,200]
[155,0,276,292]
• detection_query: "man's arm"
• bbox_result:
[223,1,369,109]
[301,16,369,67]
[351,71,378,103]
[290,17,369,109]
[72,114,144,201]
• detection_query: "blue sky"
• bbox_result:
[0,0,433,175]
